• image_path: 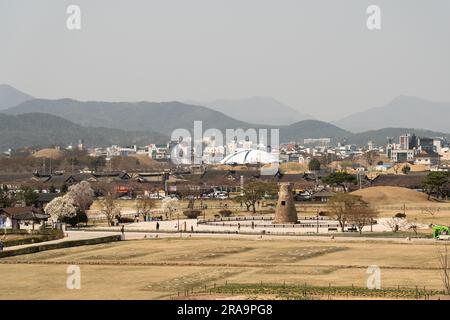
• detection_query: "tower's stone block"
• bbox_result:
[274,183,298,224]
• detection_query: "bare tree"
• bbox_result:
[135,197,155,219]
[363,150,377,166]
[326,193,367,232]
[178,184,203,210]
[233,181,277,214]
[408,219,419,235]
[161,197,180,220]
[347,205,378,234]
[382,217,409,232]
[422,206,440,218]
[438,244,450,295]
[100,193,121,226]
[392,164,402,175]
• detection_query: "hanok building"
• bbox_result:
[310,189,336,203]
[0,206,49,230]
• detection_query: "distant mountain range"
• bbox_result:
[186,97,313,125]
[0,84,34,110]
[0,84,448,150]
[333,96,450,133]
[0,113,168,151]
[4,98,251,136]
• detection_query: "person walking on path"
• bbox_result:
[120,225,125,240]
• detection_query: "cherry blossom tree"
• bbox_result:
[44,194,78,222]
[67,181,94,213]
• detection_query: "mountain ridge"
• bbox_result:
[0,113,168,150]
[187,96,314,126]
[333,95,450,133]
[0,84,34,110]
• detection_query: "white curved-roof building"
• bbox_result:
[220,149,279,165]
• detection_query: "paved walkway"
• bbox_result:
[1,219,436,254]
[67,229,435,244]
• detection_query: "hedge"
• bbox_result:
[3,229,64,247]
[0,235,122,258]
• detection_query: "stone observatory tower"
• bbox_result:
[274,183,298,224]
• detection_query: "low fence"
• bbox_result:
[373,206,450,211]
[168,281,443,300]
[201,222,341,229]
[198,215,332,223]
[67,227,354,237]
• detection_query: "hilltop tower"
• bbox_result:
[274,183,298,224]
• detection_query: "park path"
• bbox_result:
[65,229,436,244]
[2,222,437,254]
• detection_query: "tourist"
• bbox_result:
[156,222,160,231]
[0,240,3,252]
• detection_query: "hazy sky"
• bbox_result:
[1,0,449,121]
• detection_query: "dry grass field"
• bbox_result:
[0,237,448,299]
[352,186,450,225]
[31,148,65,160]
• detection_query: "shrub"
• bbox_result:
[62,211,88,227]
[118,216,134,223]
[394,212,406,218]
[183,210,201,219]
[219,210,233,217]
